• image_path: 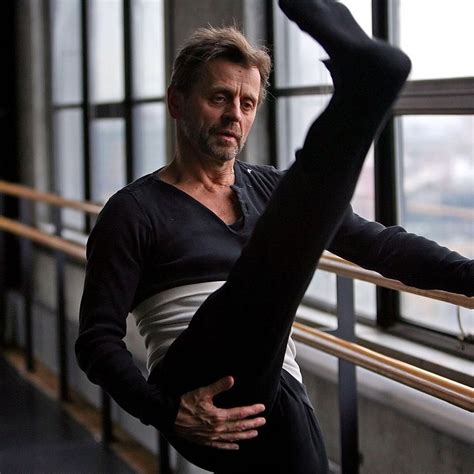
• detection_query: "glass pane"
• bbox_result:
[355,281,376,319]
[352,153,375,219]
[51,0,82,104]
[132,0,165,98]
[273,9,331,89]
[133,103,167,178]
[397,115,474,334]
[401,296,473,338]
[305,271,336,308]
[397,115,474,257]
[91,119,126,203]
[54,109,85,229]
[393,0,474,80]
[276,95,375,215]
[276,95,332,168]
[89,0,124,103]
[273,0,372,88]
[305,276,376,320]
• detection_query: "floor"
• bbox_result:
[0,354,135,474]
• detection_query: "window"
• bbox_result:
[50,0,168,232]
[271,0,474,354]
[391,0,474,343]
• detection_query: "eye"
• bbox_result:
[242,101,255,112]
[211,94,226,104]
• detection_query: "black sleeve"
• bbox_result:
[75,190,180,433]
[328,206,474,296]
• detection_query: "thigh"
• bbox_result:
[157,282,291,409]
[253,371,329,474]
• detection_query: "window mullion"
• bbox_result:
[123,0,134,184]
[81,0,93,231]
[372,0,400,328]
[266,0,278,168]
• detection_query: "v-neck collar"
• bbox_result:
[152,161,247,233]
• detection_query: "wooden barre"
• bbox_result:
[0,216,86,262]
[3,179,473,221]
[318,255,474,310]
[0,180,102,216]
[292,322,474,412]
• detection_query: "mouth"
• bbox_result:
[216,130,240,141]
[214,132,241,147]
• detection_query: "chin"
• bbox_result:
[214,153,237,163]
[208,145,240,162]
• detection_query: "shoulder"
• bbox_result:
[105,170,167,216]
[119,171,162,204]
[95,172,164,232]
[236,160,284,177]
[236,160,284,191]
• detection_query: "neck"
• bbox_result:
[159,135,236,190]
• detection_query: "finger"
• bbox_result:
[214,417,266,432]
[213,429,260,442]
[217,403,266,422]
[206,441,240,450]
[204,375,235,397]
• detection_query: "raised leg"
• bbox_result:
[160,0,410,411]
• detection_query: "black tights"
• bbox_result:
[155,1,411,471]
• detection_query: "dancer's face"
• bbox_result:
[171,58,261,163]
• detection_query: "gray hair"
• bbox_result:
[170,26,272,104]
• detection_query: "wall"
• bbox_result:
[298,345,474,473]
[16,0,52,192]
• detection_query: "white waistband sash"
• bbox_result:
[132,281,302,382]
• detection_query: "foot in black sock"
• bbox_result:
[279,0,372,55]
[279,0,411,111]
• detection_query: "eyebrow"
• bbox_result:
[208,86,258,104]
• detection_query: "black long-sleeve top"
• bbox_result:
[75,160,473,433]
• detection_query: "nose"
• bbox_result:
[223,99,242,122]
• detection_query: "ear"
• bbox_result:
[167,86,184,119]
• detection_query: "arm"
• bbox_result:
[75,191,265,444]
[75,190,179,431]
[328,206,474,296]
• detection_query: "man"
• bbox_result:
[76,1,473,472]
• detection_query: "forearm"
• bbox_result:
[329,208,474,296]
[75,190,180,432]
[372,230,474,296]
[75,328,180,433]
